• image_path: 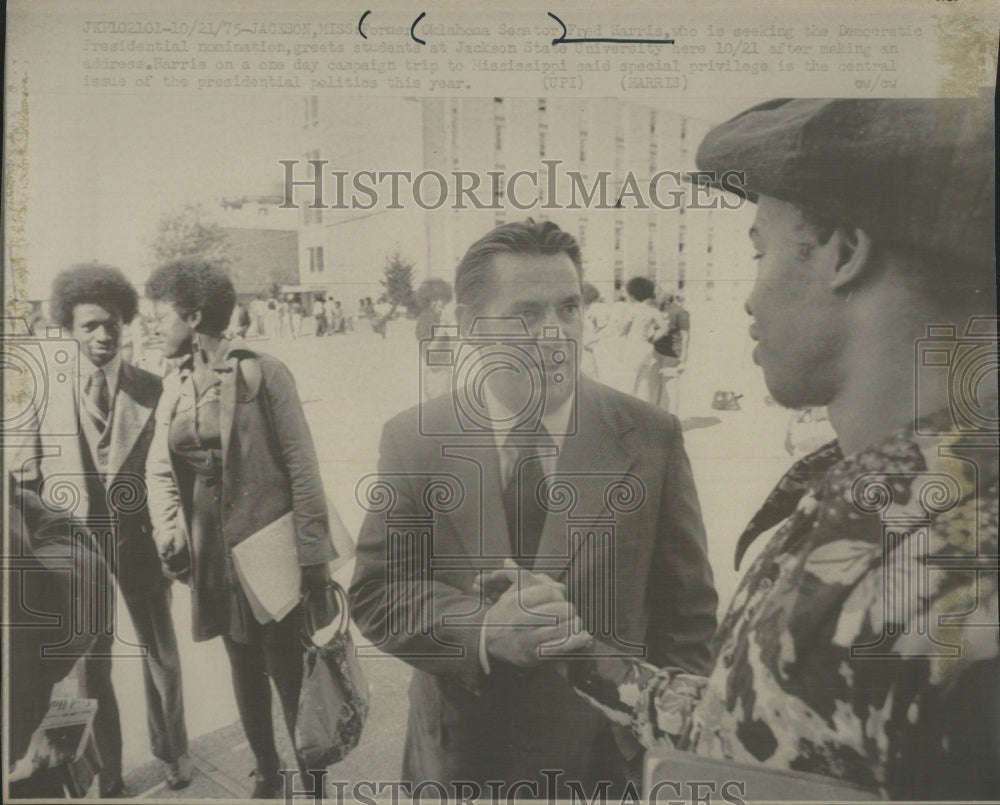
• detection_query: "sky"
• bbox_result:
[16,93,753,302]
[21,94,300,298]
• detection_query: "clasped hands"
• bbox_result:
[155,531,191,582]
[476,559,593,668]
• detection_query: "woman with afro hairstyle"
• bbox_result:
[144,259,341,798]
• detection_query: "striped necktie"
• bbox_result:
[84,368,110,434]
[502,427,555,566]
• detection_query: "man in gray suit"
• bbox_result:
[350,220,718,797]
[13,264,191,796]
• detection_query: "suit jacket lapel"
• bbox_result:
[106,363,154,481]
[34,362,89,516]
[533,380,637,577]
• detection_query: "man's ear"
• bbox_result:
[829,227,873,291]
[187,310,203,330]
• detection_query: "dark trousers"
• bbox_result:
[221,615,304,776]
[129,585,188,763]
[78,585,187,794]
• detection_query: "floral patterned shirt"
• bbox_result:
[572,410,999,799]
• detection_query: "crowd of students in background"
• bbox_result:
[582,279,690,415]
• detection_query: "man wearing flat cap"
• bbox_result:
[560,96,998,800]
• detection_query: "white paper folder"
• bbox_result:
[231,512,302,624]
[231,500,356,625]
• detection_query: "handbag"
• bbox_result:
[711,390,743,411]
[295,582,370,770]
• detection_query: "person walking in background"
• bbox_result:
[600,276,666,399]
[227,302,247,339]
[313,296,327,337]
[372,297,391,339]
[323,296,338,336]
[413,278,454,400]
[626,277,668,403]
[289,296,303,339]
[413,277,453,343]
[647,292,690,415]
[262,298,277,339]
[235,302,252,339]
[580,282,607,380]
[145,260,340,799]
[331,301,347,334]
[249,296,265,337]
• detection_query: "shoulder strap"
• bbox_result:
[234,355,262,401]
[236,356,280,461]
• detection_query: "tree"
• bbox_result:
[380,250,415,315]
[149,203,231,268]
[413,277,453,315]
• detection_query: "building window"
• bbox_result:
[308,246,324,273]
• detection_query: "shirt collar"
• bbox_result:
[732,396,1000,571]
[177,337,245,376]
[77,352,122,398]
[483,384,573,452]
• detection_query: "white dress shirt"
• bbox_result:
[483,385,572,486]
[76,352,122,405]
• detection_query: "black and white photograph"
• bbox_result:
[3,1,998,802]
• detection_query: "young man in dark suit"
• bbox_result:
[350,220,718,797]
[13,264,191,796]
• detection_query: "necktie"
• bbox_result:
[85,368,110,434]
[502,428,554,566]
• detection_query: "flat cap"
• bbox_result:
[696,97,995,268]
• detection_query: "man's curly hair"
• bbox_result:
[50,263,139,330]
[145,259,236,334]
